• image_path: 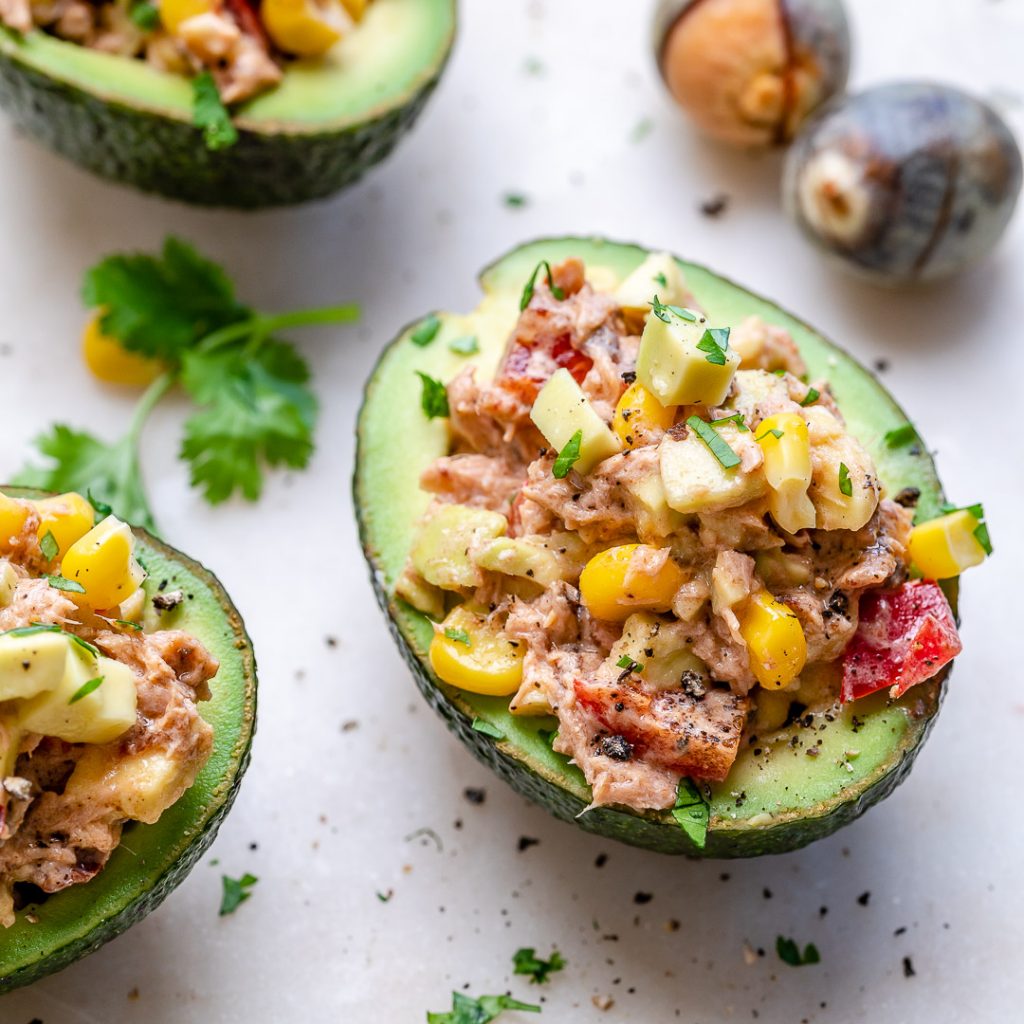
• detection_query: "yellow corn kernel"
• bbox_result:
[34,492,95,559]
[755,412,815,533]
[739,591,807,690]
[908,509,987,580]
[159,0,215,33]
[428,605,524,697]
[612,381,676,449]
[61,515,146,610]
[0,492,31,550]
[82,314,163,388]
[579,543,687,622]
[340,0,367,18]
[263,0,351,56]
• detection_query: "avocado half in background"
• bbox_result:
[355,237,956,858]
[0,488,257,993]
[0,0,455,207]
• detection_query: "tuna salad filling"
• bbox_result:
[0,0,370,105]
[399,254,976,816]
[0,490,215,927]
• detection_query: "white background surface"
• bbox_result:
[1,0,1023,1020]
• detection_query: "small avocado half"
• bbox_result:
[0,0,455,207]
[354,237,957,858]
[0,488,257,993]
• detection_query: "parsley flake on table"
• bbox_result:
[671,777,709,849]
[551,430,583,479]
[427,992,540,1024]
[512,947,567,984]
[776,935,820,966]
[192,72,239,151]
[219,872,258,916]
[417,372,451,419]
[14,238,359,533]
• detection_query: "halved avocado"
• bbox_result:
[0,0,455,207]
[354,237,957,858]
[0,487,256,992]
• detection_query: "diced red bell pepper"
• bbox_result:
[841,579,961,702]
[496,333,593,402]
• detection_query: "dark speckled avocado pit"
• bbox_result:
[354,237,957,858]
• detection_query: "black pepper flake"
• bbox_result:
[819,906,829,917]
[325,636,338,648]
[894,926,907,936]
[762,888,773,900]
[873,358,890,373]
[517,836,540,852]
[633,892,653,905]
[621,370,637,385]
[595,853,608,868]
[597,734,634,761]
[857,891,871,906]
[902,956,916,978]
[700,194,729,218]
[463,787,486,805]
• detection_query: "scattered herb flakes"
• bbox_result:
[687,415,741,469]
[39,530,59,562]
[552,430,583,479]
[883,423,918,448]
[448,335,480,356]
[68,675,104,705]
[520,260,564,310]
[417,372,450,419]
[615,655,644,673]
[653,271,668,287]
[444,627,472,647]
[410,314,442,347]
[696,326,731,365]
[650,295,697,324]
[800,387,820,406]
[427,992,540,1024]
[219,873,258,916]
[503,192,529,209]
[630,117,654,143]
[838,461,853,496]
[191,71,238,151]
[472,718,505,740]
[671,778,709,849]
[513,946,567,984]
[776,936,820,966]
[47,574,86,594]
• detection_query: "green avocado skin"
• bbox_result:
[0,51,443,206]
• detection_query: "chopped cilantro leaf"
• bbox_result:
[709,412,748,432]
[687,415,740,469]
[513,947,567,984]
[696,326,731,366]
[800,387,820,407]
[471,718,505,740]
[39,530,59,562]
[883,423,918,448]
[650,295,698,324]
[427,992,541,1024]
[192,72,238,151]
[416,372,450,419]
[503,192,529,208]
[776,936,820,966]
[410,314,442,347]
[838,462,853,496]
[520,261,565,310]
[755,427,784,442]
[444,627,472,647]
[1,624,98,659]
[672,777,709,849]
[87,490,113,518]
[552,430,583,479]
[615,655,644,673]
[68,676,104,705]
[653,271,668,287]
[47,575,86,594]
[448,335,480,356]
[129,0,160,30]
[219,873,258,916]
[113,618,144,631]
[940,501,992,555]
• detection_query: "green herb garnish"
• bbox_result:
[883,423,918,448]
[671,777,709,849]
[838,462,853,496]
[417,372,450,419]
[520,261,565,311]
[191,72,238,151]
[113,618,144,631]
[129,0,160,30]
[615,655,644,673]
[219,873,258,916]
[68,676,104,705]
[650,295,698,324]
[800,387,820,407]
[755,427,784,442]
[653,271,668,287]
[696,327,731,366]
[503,192,529,208]
[709,412,748,432]
[427,992,540,1024]
[776,936,820,967]
[687,416,740,469]
[47,575,85,594]
[87,490,113,518]
[939,502,992,555]
[410,314,442,347]
[14,238,358,533]
[448,335,480,356]
[0,623,98,658]
[39,530,59,562]
[551,430,583,479]
[513,947,567,984]
[471,718,505,740]
[444,627,472,647]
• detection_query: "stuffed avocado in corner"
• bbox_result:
[0,487,255,993]
[356,238,987,857]
[0,0,454,205]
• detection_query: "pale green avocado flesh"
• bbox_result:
[0,490,256,993]
[355,237,955,857]
[0,0,455,206]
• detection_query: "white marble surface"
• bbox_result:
[1,0,1022,1020]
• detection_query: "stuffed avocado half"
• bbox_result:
[355,237,978,858]
[0,487,256,993]
[0,0,455,206]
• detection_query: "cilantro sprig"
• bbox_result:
[192,72,238,151]
[672,777,709,849]
[686,415,741,469]
[551,430,583,479]
[219,873,258,916]
[776,936,820,967]
[650,295,698,324]
[696,326,731,366]
[512,947,567,984]
[14,238,359,533]
[520,261,565,311]
[428,992,540,1024]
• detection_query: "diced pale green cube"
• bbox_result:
[474,537,570,587]
[625,473,686,539]
[614,252,690,317]
[394,566,446,619]
[0,630,70,701]
[411,504,508,591]
[608,612,710,691]
[659,426,766,514]
[529,368,622,474]
[0,560,16,607]
[637,310,740,407]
